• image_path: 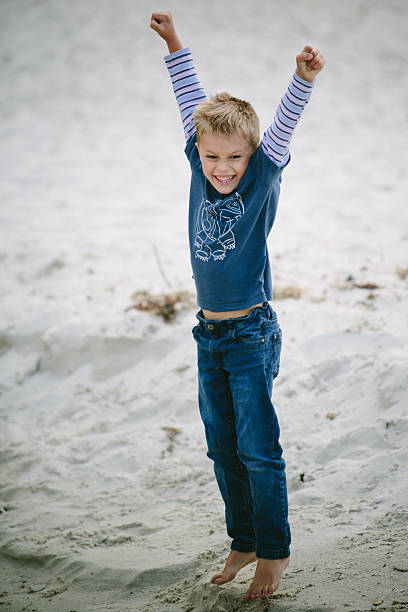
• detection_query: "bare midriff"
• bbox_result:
[202,302,264,320]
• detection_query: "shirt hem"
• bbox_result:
[198,294,271,312]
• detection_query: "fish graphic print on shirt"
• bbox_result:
[194,192,245,262]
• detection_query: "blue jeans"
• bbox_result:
[192,301,291,560]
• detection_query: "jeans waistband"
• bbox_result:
[195,301,276,331]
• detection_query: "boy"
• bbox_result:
[150,11,325,600]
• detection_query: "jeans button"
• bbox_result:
[207,324,214,330]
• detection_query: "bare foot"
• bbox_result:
[210,550,256,585]
[243,556,290,599]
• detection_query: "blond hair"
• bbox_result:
[193,93,260,151]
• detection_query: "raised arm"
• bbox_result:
[164,48,207,143]
[151,12,207,143]
[262,46,325,167]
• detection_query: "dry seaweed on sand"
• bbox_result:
[126,289,194,322]
[353,282,380,290]
[274,285,304,299]
[334,275,380,291]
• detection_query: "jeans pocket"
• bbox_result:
[271,329,282,379]
[234,323,265,346]
[192,324,201,341]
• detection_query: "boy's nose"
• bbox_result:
[215,161,231,172]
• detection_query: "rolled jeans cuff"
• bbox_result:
[231,541,256,553]
[255,546,290,560]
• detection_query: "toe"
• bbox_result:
[210,573,222,584]
[255,586,263,598]
[251,587,259,598]
[247,584,253,597]
[243,585,255,599]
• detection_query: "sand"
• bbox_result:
[0,0,407,610]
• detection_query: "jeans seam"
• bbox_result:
[228,377,254,539]
[280,468,288,543]
[232,408,253,520]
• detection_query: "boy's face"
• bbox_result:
[196,132,254,195]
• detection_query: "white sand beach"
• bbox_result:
[0,0,407,610]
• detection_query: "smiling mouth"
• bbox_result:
[214,175,235,184]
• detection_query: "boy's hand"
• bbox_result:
[296,45,325,82]
[150,12,183,54]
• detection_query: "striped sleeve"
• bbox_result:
[261,72,314,168]
[164,47,207,143]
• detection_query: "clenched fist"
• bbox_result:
[296,45,326,82]
[150,12,183,54]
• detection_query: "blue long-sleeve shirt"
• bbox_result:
[164,48,314,311]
